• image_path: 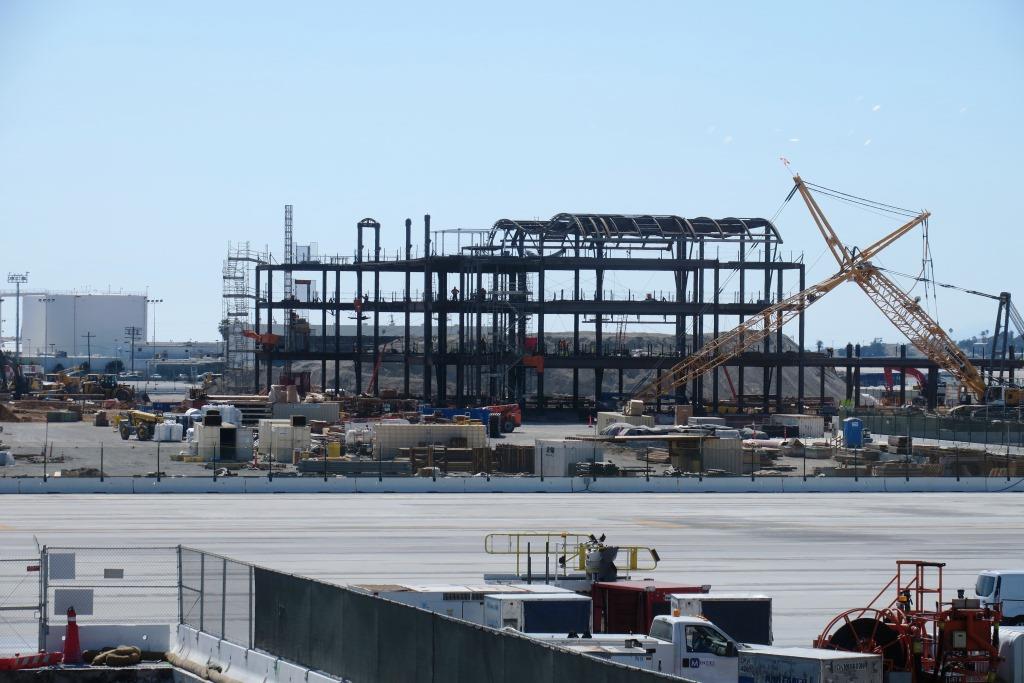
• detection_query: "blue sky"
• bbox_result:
[1,1,1021,348]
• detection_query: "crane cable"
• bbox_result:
[630,186,799,395]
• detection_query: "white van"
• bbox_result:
[976,570,1024,625]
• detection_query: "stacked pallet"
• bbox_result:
[474,445,534,474]
[400,446,483,473]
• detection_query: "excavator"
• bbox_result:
[633,173,1020,412]
[880,367,927,407]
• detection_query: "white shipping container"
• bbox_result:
[596,411,654,433]
[270,424,311,462]
[350,583,571,625]
[194,423,221,461]
[257,419,291,455]
[534,440,604,477]
[768,414,825,438]
[739,647,881,683]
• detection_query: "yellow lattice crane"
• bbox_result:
[634,174,993,405]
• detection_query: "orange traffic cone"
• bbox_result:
[62,607,82,664]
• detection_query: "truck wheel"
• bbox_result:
[502,420,515,433]
[118,423,131,440]
[136,423,152,441]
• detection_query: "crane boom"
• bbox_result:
[850,265,987,400]
[633,270,849,401]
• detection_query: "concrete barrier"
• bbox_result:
[0,475,1020,494]
[175,624,343,683]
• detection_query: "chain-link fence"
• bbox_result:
[179,547,253,648]
[41,546,179,637]
[0,556,42,655]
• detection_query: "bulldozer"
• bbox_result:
[81,374,135,402]
[115,410,161,441]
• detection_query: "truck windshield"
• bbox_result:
[686,625,731,656]
[976,575,996,597]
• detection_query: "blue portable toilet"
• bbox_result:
[843,417,864,449]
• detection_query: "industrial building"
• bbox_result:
[13,292,147,359]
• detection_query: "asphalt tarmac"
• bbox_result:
[0,493,1019,645]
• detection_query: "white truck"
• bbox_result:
[597,615,879,683]
[976,569,1024,625]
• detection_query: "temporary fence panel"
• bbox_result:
[179,547,253,648]
[42,546,179,639]
[0,556,43,655]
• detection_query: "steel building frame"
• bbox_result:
[251,211,822,415]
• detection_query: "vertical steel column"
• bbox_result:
[265,269,273,392]
[254,267,261,393]
[695,241,705,410]
[437,270,448,403]
[423,215,433,400]
[845,343,854,402]
[899,345,907,405]
[594,243,605,406]
[738,237,746,410]
[373,222,381,396]
[712,263,720,412]
[762,244,771,414]
[775,265,784,413]
[355,222,364,394]
[797,264,806,413]
[321,268,327,390]
[674,236,687,407]
[475,267,483,400]
[516,235,528,405]
[456,271,465,404]
[854,344,862,407]
[536,233,545,409]
[489,270,498,399]
[404,219,412,397]
[572,234,580,409]
[334,270,341,394]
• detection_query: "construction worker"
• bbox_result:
[451,286,459,301]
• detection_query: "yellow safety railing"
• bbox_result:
[483,532,659,576]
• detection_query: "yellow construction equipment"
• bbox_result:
[633,174,1008,407]
[115,410,161,441]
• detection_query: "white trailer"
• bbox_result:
[739,647,881,683]
[350,583,570,625]
[484,592,592,634]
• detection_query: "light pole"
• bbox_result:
[125,326,142,374]
[38,297,54,370]
[7,273,28,359]
[146,298,163,347]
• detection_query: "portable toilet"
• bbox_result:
[843,417,864,449]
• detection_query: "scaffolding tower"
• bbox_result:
[222,241,269,391]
